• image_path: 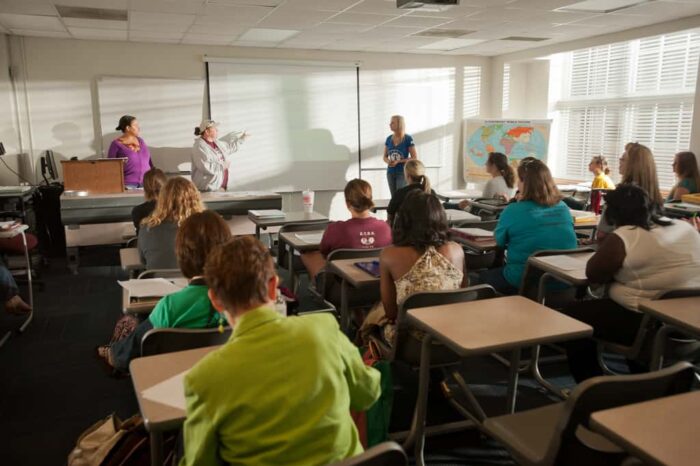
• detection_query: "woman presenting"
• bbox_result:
[191,120,248,192]
[384,115,417,196]
[108,115,152,188]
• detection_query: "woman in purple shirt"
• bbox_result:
[108,115,152,188]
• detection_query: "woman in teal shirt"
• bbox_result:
[667,151,700,201]
[479,159,577,295]
[100,210,232,372]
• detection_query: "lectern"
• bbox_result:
[61,159,125,194]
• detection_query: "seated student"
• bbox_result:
[0,265,30,314]
[180,236,381,466]
[99,210,232,372]
[458,152,516,210]
[300,179,392,279]
[561,184,700,382]
[667,151,700,201]
[138,177,204,269]
[479,159,577,295]
[360,190,467,345]
[387,159,435,225]
[131,168,167,233]
[562,155,615,210]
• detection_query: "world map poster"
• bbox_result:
[464,119,551,179]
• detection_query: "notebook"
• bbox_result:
[354,260,380,278]
[249,209,285,219]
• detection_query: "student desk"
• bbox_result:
[131,345,219,466]
[406,296,592,466]
[450,231,498,253]
[326,257,380,334]
[527,250,594,303]
[119,247,143,274]
[122,278,187,315]
[590,391,700,466]
[248,211,327,239]
[445,209,481,225]
[468,200,509,214]
[277,229,325,292]
[663,202,700,218]
[0,224,33,348]
[370,198,390,212]
[638,297,700,370]
[436,189,482,202]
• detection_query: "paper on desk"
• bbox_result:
[295,232,324,243]
[117,278,183,298]
[540,255,590,271]
[454,228,493,237]
[141,370,188,411]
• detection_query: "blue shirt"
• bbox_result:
[385,134,415,174]
[495,200,577,287]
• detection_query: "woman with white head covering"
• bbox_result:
[191,120,249,192]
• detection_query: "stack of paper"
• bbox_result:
[118,278,183,298]
[295,232,324,243]
[249,209,285,219]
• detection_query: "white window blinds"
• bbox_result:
[552,30,700,186]
[502,64,510,114]
[463,65,482,118]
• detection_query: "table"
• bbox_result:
[371,198,390,212]
[326,257,381,333]
[638,297,700,370]
[450,228,498,253]
[468,199,509,213]
[0,224,33,348]
[122,277,187,315]
[436,189,482,201]
[445,209,481,225]
[278,229,325,292]
[120,247,143,274]
[590,391,700,466]
[406,296,592,466]
[663,202,700,218]
[131,345,219,466]
[527,250,594,302]
[248,211,327,238]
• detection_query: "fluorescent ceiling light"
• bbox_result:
[557,0,654,14]
[238,28,298,42]
[419,38,484,51]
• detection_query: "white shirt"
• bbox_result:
[482,176,515,199]
[609,221,700,310]
[190,132,244,192]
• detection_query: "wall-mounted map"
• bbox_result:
[464,119,551,179]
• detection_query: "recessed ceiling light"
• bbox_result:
[56,6,127,21]
[419,38,484,51]
[238,28,299,42]
[557,0,654,14]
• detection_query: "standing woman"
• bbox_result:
[191,120,248,192]
[667,151,700,201]
[384,115,417,196]
[108,115,152,188]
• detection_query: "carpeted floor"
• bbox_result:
[0,247,578,465]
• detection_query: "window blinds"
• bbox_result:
[463,65,482,118]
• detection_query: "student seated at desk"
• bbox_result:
[458,152,516,210]
[301,179,391,279]
[361,190,466,345]
[667,151,700,201]
[561,184,700,382]
[180,236,380,466]
[479,159,577,295]
[131,168,167,234]
[562,155,615,210]
[387,159,435,225]
[138,177,204,269]
[99,211,231,372]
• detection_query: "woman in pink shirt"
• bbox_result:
[301,179,392,279]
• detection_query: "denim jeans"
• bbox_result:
[387,171,407,197]
[0,265,19,302]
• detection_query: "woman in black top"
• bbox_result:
[387,159,434,225]
[131,168,167,233]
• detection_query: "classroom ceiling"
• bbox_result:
[0,0,699,56]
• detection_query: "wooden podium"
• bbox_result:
[61,159,125,194]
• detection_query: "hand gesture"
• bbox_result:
[458,199,471,210]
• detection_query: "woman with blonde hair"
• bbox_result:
[384,115,418,196]
[667,151,700,201]
[138,177,204,269]
[387,159,434,225]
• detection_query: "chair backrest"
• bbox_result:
[137,269,183,279]
[545,361,696,466]
[276,221,329,269]
[392,285,497,362]
[141,327,232,357]
[518,247,595,301]
[331,441,407,466]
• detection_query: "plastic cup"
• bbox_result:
[302,190,314,213]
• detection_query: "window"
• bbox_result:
[502,63,510,114]
[463,65,482,118]
[551,30,700,187]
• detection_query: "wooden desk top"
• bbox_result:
[119,247,143,271]
[407,296,592,356]
[446,209,481,224]
[437,189,482,201]
[248,211,328,227]
[527,251,595,285]
[468,200,509,212]
[327,258,381,288]
[372,199,390,211]
[130,346,219,431]
[639,297,700,336]
[451,233,497,253]
[278,229,326,252]
[61,190,281,201]
[590,391,700,466]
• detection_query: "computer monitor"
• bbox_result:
[40,150,58,183]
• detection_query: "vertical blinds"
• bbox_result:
[502,63,510,114]
[553,30,700,187]
[463,65,482,118]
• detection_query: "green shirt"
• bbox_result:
[180,307,381,466]
[148,284,218,329]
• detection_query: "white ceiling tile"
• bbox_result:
[238,27,298,41]
[62,17,127,30]
[129,30,184,42]
[68,26,127,40]
[181,33,235,45]
[230,40,276,47]
[618,0,700,17]
[346,0,406,14]
[382,14,453,28]
[208,0,284,5]
[567,12,654,27]
[285,0,360,11]
[327,11,397,25]
[461,0,519,6]
[311,22,370,34]
[201,3,274,19]
[129,11,195,32]
[9,28,71,38]
[507,0,581,9]
[404,5,482,19]
[257,7,335,29]
[128,0,206,15]
[0,13,65,31]
[0,0,57,16]
[187,22,247,35]
[361,25,424,39]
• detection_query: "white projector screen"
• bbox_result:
[207,59,360,192]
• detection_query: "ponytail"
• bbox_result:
[604,167,610,175]
[591,155,610,176]
[404,159,431,193]
[487,152,515,188]
[419,174,431,193]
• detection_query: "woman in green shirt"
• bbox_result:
[667,151,700,201]
[180,236,381,466]
[99,210,232,372]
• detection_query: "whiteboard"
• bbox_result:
[208,59,359,192]
[97,76,206,174]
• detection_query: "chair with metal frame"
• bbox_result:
[141,327,232,357]
[481,361,695,466]
[330,441,407,466]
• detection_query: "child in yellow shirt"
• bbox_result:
[590,155,615,189]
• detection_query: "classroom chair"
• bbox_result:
[140,327,232,357]
[276,221,329,293]
[331,441,407,466]
[482,361,695,466]
[598,288,700,374]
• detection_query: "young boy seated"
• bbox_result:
[180,236,381,466]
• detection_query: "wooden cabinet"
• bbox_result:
[61,159,125,193]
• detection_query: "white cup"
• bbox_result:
[302,189,314,213]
